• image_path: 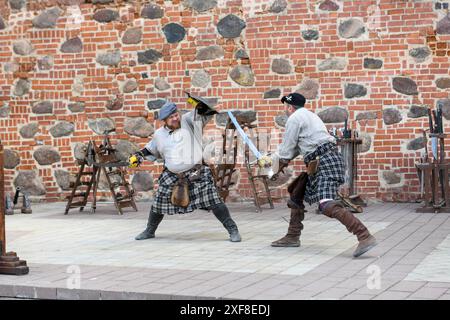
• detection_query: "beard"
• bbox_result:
[166,121,181,130]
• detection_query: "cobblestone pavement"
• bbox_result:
[1,201,450,300]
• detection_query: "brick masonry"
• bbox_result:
[0,0,449,202]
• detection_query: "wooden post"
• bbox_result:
[0,142,5,256]
[0,140,29,275]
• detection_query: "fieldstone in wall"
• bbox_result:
[32,101,53,114]
[271,58,292,74]
[92,0,114,3]
[302,29,319,41]
[364,58,383,69]
[88,118,115,135]
[68,102,85,113]
[72,75,85,96]
[338,18,365,39]
[147,99,166,110]
[57,0,85,4]
[54,169,75,191]
[235,49,249,59]
[383,108,402,125]
[4,62,19,73]
[124,117,154,138]
[32,7,62,29]
[217,14,246,38]
[115,140,140,161]
[437,14,450,35]
[0,16,5,30]
[382,171,401,185]
[93,9,119,23]
[122,79,138,93]
[275,113,288,127]
[14,171,46,196]
[106,96,123,111]
[20,122,39,138]
[356,111,377,121]
[60,37,83,53]
[392,77,418,95]
[269,0,288,13]
[50,121,75,137]
[33,146,61,165]
[318,57,347,71]
[407,105,428,118]
[184,0,217,12]
[4,149,20,169]
[191,69,211,88]
[9,0,26,10]
[38,56,54,70]
[154,77,170,91]
[319,0,340,11]
[162,23,186,43]
[0,105,10,118]
[141,3,164,19]
[13,40,33,55]
[14,79,30,96]
[436,77,450,89]
[98,171,122,191]
[74,143,87,161]
[122,27,142,45]
[196,45,224,60]
[358,133,372,153]
[344,83,367,99]
[297,79,319,99]
[229,65,255,86]
[137,49,162,65]
[409,47,431,63]
[407,136,425,151]
[96,50,121,66]
[437,99,450,120]
[263,88,281,99]
[132,172,154,191]
[317,107,348,123]
[216,110,257,127]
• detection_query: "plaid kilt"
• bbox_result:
[151,165,223,215]
[304,142,345,205]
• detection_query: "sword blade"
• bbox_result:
[227,111,262,159]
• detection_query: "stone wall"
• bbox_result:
[0,0,449,202]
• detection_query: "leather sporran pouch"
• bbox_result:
[306,158,319,176]
[171,174,190,208]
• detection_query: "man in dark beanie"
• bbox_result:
[271,92,376,258]
[130,96,241,242]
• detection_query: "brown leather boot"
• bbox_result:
[322,201,377,257]
[287,172,308,209]
[271,207,305,247]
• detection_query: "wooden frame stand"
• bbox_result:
[1,141,29,275]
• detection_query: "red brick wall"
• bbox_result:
[0,0,449,203]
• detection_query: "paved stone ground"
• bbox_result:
[1,201,450,300]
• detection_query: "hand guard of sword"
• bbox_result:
[128,152,144,168]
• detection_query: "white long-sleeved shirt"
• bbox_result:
[277,108,335,160]
[144,109,212,173]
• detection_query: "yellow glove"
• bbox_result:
[128,154,143,168]
[257,155,272,168]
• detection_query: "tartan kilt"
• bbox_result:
[304,145,345,205]
[150,165,223,215]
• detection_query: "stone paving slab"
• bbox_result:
[0,201,449,300]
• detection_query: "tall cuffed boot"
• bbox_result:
[135,210,164,240]
[211,203,241,242]
[271,207,305,247]
[287,172,308,209]
[322,201,377,257]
